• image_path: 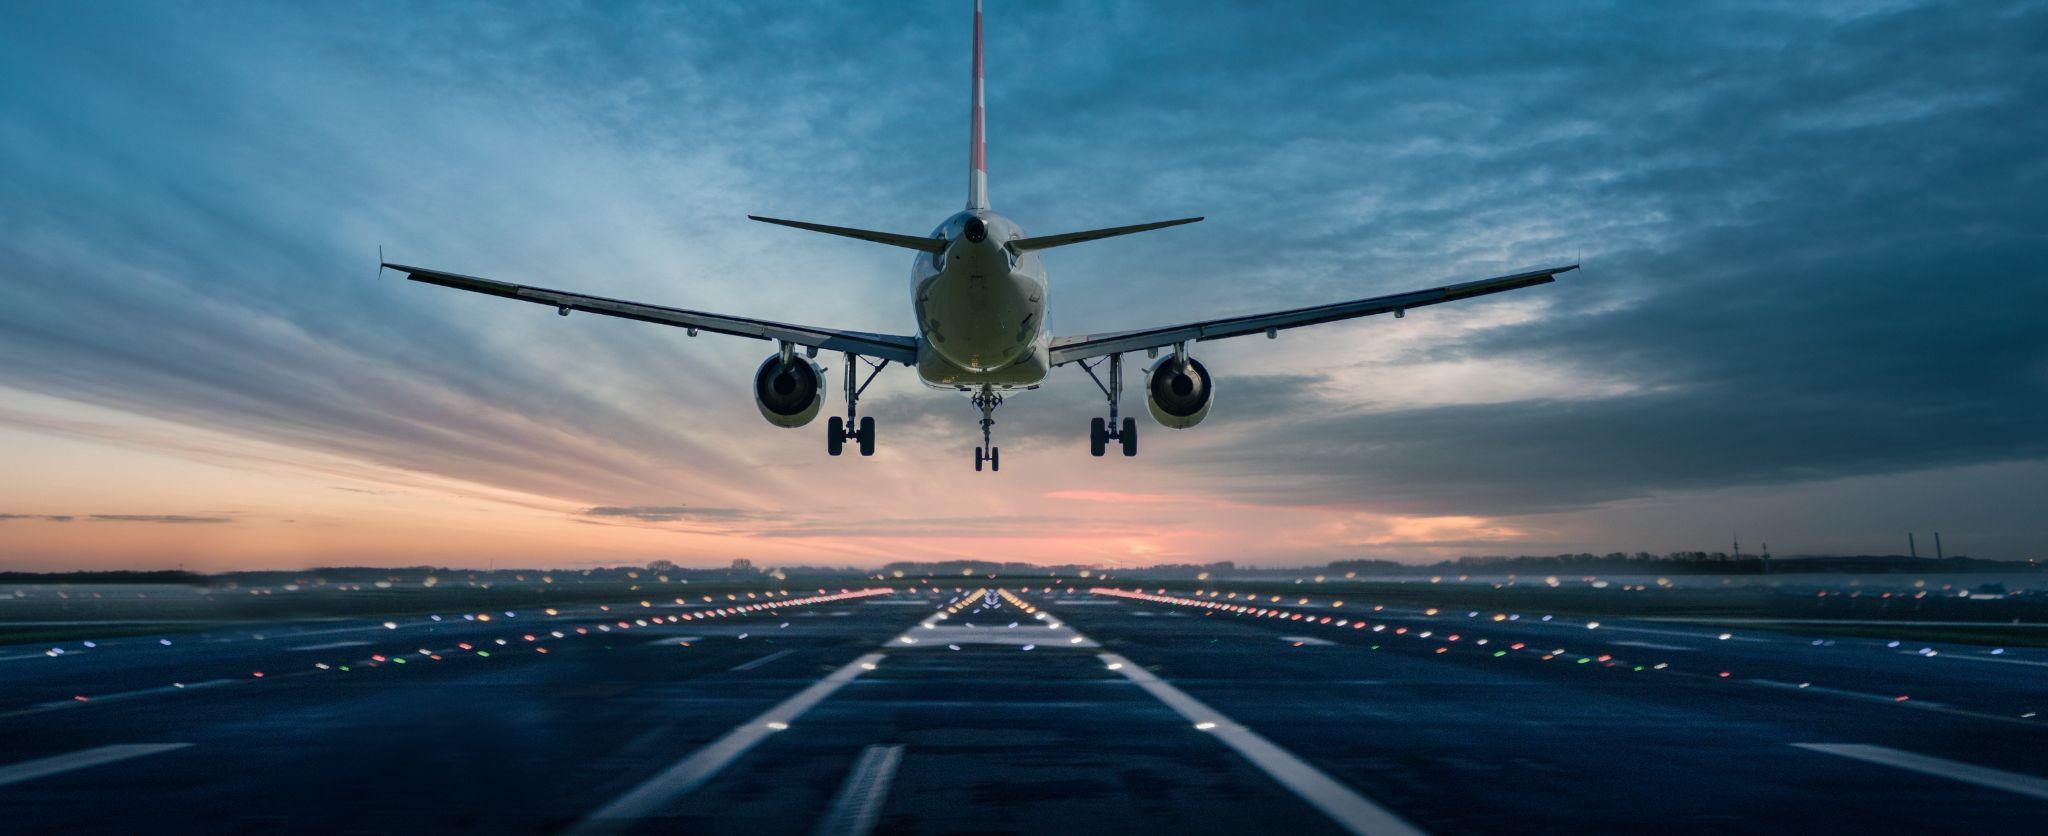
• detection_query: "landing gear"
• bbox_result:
[971,384,1003,472]
[828,352,887,457]
[1078,354,1138,458]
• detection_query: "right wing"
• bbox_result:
[1048,264,1575,365]
[384,263,921,364]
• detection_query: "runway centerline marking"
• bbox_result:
[1794,744,2048,801]
[1097,652,1426,836]
[572,652,888,831]
[0,743,192,789]
[731,649,798,672]
[814,744,904,836]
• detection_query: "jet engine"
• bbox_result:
[1144,354,1213,429]
[753,353,825,428]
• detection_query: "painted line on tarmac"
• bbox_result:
[1749,679,1947,708]
[1280,636,1335,646]
[731,649,798,672]
[0,743,192,789]
[1609,640,1695,652]
[573,652,888,831]
[30,678,242,711]
[813,744,903,836]
[289,640,372,652]
[643,637,704,647]
[0,651,88,663]
[1098,652,1427,836]
[1794,743,2048,801]
[1746,678,2048,728]
[1898,651,2048,669]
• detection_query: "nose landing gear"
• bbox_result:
[971,384,1003,471]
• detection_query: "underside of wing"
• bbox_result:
[384,263,920,364]
[1048,264,1575,365]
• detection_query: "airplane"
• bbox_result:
[382,0,1575,473]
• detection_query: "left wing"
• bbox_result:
[1048,264,1575,365]
[384,263,920,364]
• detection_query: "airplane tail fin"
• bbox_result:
[967,0,988,210]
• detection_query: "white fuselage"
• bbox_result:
[911,209,1050,389]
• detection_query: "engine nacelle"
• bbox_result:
[1144,354,1213,429]
[753,354,825,428]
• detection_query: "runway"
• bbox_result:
[2,586,2046,833]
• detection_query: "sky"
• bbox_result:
[2,0,2044,571]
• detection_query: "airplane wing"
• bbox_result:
[383,263,921,364]
[1047,264,1576,365]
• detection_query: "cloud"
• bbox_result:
[0,0,2043,564]
[87,515,233,524]
[0,513,229,524]
[582,505,759,523]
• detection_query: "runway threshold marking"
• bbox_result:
[813,744,904,836]
[1097,652,1426,836]
[0,743,192,789]
[573,652,887,831]
[731,649,798,672]
[1794,744,2048,801]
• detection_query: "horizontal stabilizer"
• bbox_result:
[1009,216,1203,251]
[748,215,946,253]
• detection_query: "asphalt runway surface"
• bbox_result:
[3,585,2047,834]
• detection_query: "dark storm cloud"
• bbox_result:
[0,0,2043,548]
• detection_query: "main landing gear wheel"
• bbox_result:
[827,351,889,459]
[1078,354,1139,459]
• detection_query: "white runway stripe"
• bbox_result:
[0,744,192,788]
[1794,743,2048,801]
[731,649,797,671]
[1098,652,1426,836]
[574,652,886,831]
[814,744,904,836]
